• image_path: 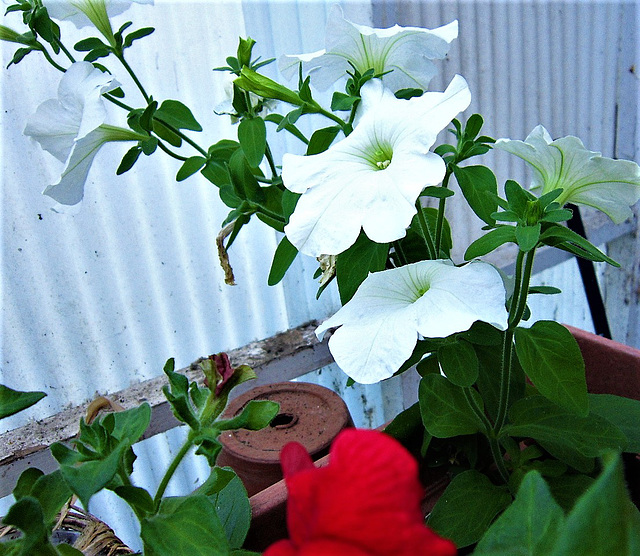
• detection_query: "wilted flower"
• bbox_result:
[24,62,145,204]
[495,125,640,224]
[316,260,508,384]
[279,5,457,93]
[43,0,153,44]
[282,75,470,257]
[264,428,457,556]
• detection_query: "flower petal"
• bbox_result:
[24,62,117,161]
[317,260,507,383]
[414,260,508,337]
[283,76,470,256]
[276,429,457,556]
[43,0,153,28]
[496,125,640,224]
[279,5,457,93]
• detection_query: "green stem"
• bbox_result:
[153,437,194,508]
[415,200,437,259]
[157,140,189,162]
[116,52,151,103]
[434,169,452,256]
[103,93,134,111]
[315,105,349,133]
[495,248,536,433]
[489,437,510,484]
[393,240,408,266]
[118,470,145,520]
[265,142,278,178]
[153,115,208,157]
[54,38,76,64]
[38,43,66,72]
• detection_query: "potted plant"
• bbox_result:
[1,1,640,554]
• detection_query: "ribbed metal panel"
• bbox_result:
[1,0,636,548]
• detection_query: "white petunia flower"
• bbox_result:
[495,125,640,224]
[25,62,118,162]
[316,260,508,384]
[42,124,146,205]
[279,5,457,92]
[282,75,471,257]
[42,0,153,44]
[25,62,145,204]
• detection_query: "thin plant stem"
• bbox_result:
[415,200,437,259]
[495,248,536,433]
[153,437,193,508]
[157,140,189,162]
[434,169,452,255]
[39,44,66,72]
[265,142,278,178]
[117,53,151,103]
[488,437,510,484]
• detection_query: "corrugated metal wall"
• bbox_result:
[1,0,637,549]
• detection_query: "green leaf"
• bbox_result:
[515,223,541,252]
[228,149,264,203]
[217,400,279,431]
[394,88,423,100]
[514,321,588,415]
[453,165,498,226]
[176,156,206,182]
[264,114,308,144]
[463,114,485,140]
[437,338,479,387]
[0,384,45,419]
[330,92,359,111]
[141,495,230,556]
[528,286,562,295]
[153,119,182,147]
[114,485,155,515]
[117,145,142,175]
[545,473,594,512]
[474,471,564,556]
[163,363,199,429]
[421,186,455,199]
[74,37,107,51]
[155,99,202,132]
[2,497,58,556]
[465,226,516,260]
[336,232,388,304]
[505,180,535,215]
[553,453,640,555]
[306,126,341,155]
[59,441,129,510]
[419,374,486,437]
[504,396,627,471]
[539,223,619,266]
[383,402,423,445]
[140,100,158,132]
[123,26,154,48]
[588,394,640,453]
[205,468,251,549]
[427,470,512,548]
[237,117,266,167]
[267,236,298,286]
[30,470,73,524]
[13,468,44,500]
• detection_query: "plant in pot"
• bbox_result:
[2,0,640,553]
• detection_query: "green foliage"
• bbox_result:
[0,384,45,419]
[268,235,298,286]
[514,321,588,415]
[453,165,498,226]
[419,374,487,437]
[475,454,640,555]
[428,470,512,548]
[335,232,389,304]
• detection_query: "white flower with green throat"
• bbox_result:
[496,125,640,224]
[316,260,508,384]
[279,4,458,93]
[282,74,471,257]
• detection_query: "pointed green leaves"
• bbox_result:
[237,117,266,167]
[155,100,202,132]
[336,232,389,304]
[0,384,45,419]
[474,471,563,555]
[268,235,298,286]
[453,165,498,226]
[465,226,516,260]
[437,338,479,387]
[419,374,486,437]
[514,321,588,415]
[428,470,512,548]
[141,496,230,556]
[504,396,627,471]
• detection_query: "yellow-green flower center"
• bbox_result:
[365,142,394,171]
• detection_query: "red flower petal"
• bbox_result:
[274,428,456,556]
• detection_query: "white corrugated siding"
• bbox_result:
[1,0,637,549]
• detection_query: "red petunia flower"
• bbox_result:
[264,428,457,556]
